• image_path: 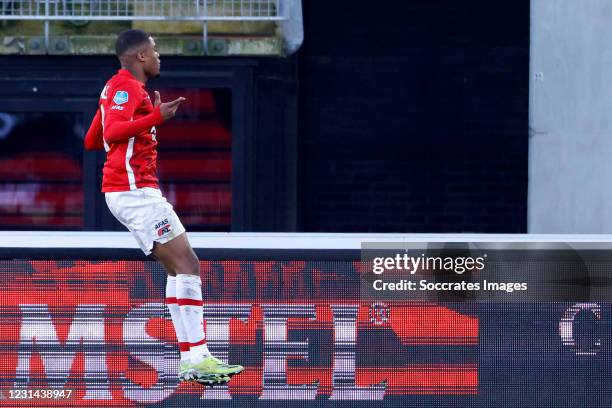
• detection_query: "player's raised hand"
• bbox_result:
[156,92,186,121]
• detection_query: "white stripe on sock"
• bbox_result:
[176,274,211,364]
[166,276,191,363]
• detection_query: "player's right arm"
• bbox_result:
[103,81,164,144]
[83,108,104,150]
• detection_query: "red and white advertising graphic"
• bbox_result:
[0,260,478,406]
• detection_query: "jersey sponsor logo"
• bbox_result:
[111,105,124,111]
[158,225,172,237]
[154,219,169,230]
[155,218,172,237]
[113,91,129,105]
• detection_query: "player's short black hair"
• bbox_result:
[115,29,151,56]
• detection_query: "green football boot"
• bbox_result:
[190,356,244,385]
[178,361,195,382]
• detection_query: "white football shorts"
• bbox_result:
[105,187,186,255]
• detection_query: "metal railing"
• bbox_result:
[0,0,287,54]
[0,0,283,21]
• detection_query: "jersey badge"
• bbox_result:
[113,91,129,105]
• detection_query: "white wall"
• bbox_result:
[529,0,612,232]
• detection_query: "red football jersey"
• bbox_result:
[85,69,164,192]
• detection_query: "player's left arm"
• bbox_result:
[103,82,163,144]
[83,109,104,150]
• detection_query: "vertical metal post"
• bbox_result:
[203,0,209,55]
[44,0,50,52]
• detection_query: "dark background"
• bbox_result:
[298,0,529,233]
[0,0,529,233]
